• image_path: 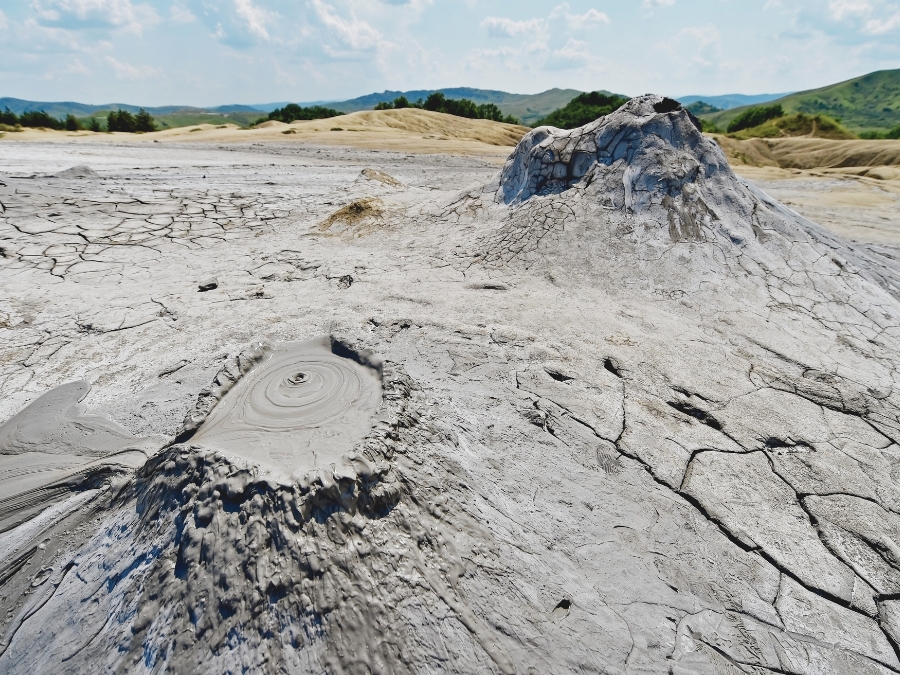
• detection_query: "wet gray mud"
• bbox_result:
[3,98,900,673]
[188,337,383,480]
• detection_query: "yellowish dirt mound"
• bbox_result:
[713,135,900,171]
[2,109,530,160]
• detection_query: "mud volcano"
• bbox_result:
[188,337,382,480]
[3,95,900,674]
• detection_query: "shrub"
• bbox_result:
[888,124,900,139]
[135,108,157,132]
[726,104,785,133]
[19,110,64,130]
[535,92,630,129]
[700,119,722,134]
[0,107,17,126]
[251,116,268,126]
[374,101,393,110]
[267,104,341,123]
[88,118,101,132]
[65,114,81,131]
[392,96,410,109]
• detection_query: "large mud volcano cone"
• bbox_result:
[473,94,900,301]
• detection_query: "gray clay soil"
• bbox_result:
[3,96,900,674]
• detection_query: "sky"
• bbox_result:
[0,0,899,106]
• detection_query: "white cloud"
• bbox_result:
[0,9,8,30]
[34,0,156,33]
[650,23,722,76]
[480,16,545,38]
[643,0,676,7]
[169,3,195,23]
[829,0,872,20]
[311,0,381,49]
[545,37,591,69]
[865,9,900,32]
[549,4,610,28]
[105,55,161,79]
[233,0,271,40]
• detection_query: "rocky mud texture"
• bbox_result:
[3,96,900,673]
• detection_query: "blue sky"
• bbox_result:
[0,0,899,106]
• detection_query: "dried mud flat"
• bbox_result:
[3,97,900,674]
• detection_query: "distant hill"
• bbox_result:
[0,97,264,118]
[700,69,900,133]
[677,93,790,111]
[0,89,582,128]
[0,98,265,129]
[327,88,583,126]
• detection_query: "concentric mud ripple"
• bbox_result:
[191,337,383,480]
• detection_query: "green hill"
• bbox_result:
[701,69,900,134]
[535,92,630,129]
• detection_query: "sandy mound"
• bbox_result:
[302,108,530,147]
[2,109,530,160]
[714,135,900,171]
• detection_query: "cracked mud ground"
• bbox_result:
[4,96,900,674]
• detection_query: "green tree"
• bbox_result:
[135,108,157,132]
[107,110,137,132]
[423,92,448,113]
[267,104,340,123]
[374,101,393,110]
[726,104,785,133]
[0,107,17,126]
[392,96,410,109]
[888,124,900,139]
[88,118,101,132]
[535,92,630,129]
[65,114,81,131]
[19,110,64,129]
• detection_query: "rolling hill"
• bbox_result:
[0,89,583,128]
[677,92,790,110]
[327,87,583,126]
[700,69,900,133]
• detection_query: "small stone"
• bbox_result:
[198,279,218,292]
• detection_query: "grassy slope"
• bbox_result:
[499,89,585,126]
[701,69,900,133]
[728,114,856,140]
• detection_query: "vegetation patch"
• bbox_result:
[726,105,785,133]
[319,198,385,237]
[534,92,630,129]
[256,104,341,126]
[1,106,158,133]
[701,68,900,134]
[686,101,722,116]
[728,113,856,140]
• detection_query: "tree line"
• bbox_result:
[0,107,158,132]
[253,104,342,125]
[375,93,519,124]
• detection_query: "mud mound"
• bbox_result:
[447,94,900,303]
[52,165,98,178]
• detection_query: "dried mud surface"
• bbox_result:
[2,96,900,674]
